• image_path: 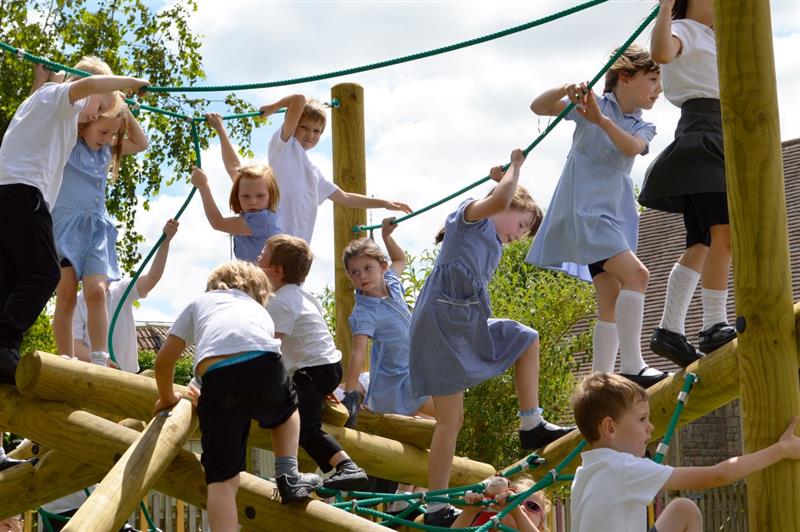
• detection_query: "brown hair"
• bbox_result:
[603,43,660,94]
[206,260,272,306]
[571,372,649,443]
[300,98,327,129]
[263,234,313,285]
[342,237,389,271]
[434,185,543,244]
[229,164,280,214]
[671,0,689,20]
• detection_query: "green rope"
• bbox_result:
[654,372,698,464]
[143,0,609,94]
[355,4,660,233]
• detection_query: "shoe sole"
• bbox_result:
[699,335,736,354]
[650,341,703,368]
[279,480,323,502]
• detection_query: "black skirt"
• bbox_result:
[638,98,725,213]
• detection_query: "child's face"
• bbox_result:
[620,70,662,110]
[78,92,116,123]
[520,492,546,528]
[294,117,325,150]
[493,209,535,244]
[81,116,122,150]
[256,247,282,286]
[612,399,654,457]
[346,255,388,296]
[238,177,271,213]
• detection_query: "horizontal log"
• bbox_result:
[355,410,435,450]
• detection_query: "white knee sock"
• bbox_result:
[659,264,701,335]
[617,290,658,376]
[592,321,618,373]
[702,288,728,330]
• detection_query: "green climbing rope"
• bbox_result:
[654,372,698,464]
[142,0,609,94]
[355,5,661,233]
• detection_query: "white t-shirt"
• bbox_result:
[661,19,719,107]
[0,82,87,210]
[267,283,342,375]
[570,448,673,532]
[168,289,282,382]
[73,278,142,373]
[268,128,338,244]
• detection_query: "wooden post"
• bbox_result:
[63,399,197,532]
[331,83,367,375]
[714,1,800,529]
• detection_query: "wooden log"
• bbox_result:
[64,399,197,532]
[0,386,385,531]
[715,1,800,530]
[355,410,435,450]
[322,398,349,427]
[331,82,367,374]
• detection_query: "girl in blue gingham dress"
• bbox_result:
[51,103,148,365]
[408,150,573,527]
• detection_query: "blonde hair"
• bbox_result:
[263,234,313,285]
[78,100,128,181]
[229,164,280,214]
[66,55,113,79]
[342,237,389,271]
[603,43,660,94]
[206,260,272,306]
[68,55,125,136]
[511,475,552,532]
[571,372,650,443]
[300,98,327,129]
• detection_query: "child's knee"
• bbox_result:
[84,283,107,305]
[56,288,78,310]
[664,497,702,525]
[630,264,650,289]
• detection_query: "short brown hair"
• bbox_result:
[603,43,660,94]
[206,260,272,306]
[264,235,313,285]
[300,98,327,129]
[229,164,280,214]
[571,372,649,443]
[342,237,389,271]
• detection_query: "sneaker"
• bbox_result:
[0,346,20,385]
[698,323,736,354]
[276,472,323,503]
[650,328,704,367]
[323,459,369,491]
[620,367,670,389]
[519,420,575,450]
[423,506,461,527]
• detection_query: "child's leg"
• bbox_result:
[53,266,79,357]
[428,392,464,492]
[592,272,621,373]
[271,409,324,502]
[661,245,706,334]
[653,497,702,532]
[82,274,109,354]
[271,409,300,458]
[416,397,436,418]
[701,224,731,325]
[207,474,240,532]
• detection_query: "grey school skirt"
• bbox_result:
[638,98,724,214]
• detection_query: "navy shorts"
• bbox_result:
[681,192,729,247]
[589,259,607,278]
[197,352,297,484]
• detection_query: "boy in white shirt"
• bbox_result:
[259,234,368,491]
[259,94,411,244]
[154,261,322,530]
[570,372,800,532]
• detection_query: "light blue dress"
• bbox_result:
[233,209,283,263]
[409,200,538,397]
[349,270,429,415]
[526,93,656,275]
[51,139,119,280]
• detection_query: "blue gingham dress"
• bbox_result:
[233,209,283,263]
[526,93,656,275]
[409,200,538,397]
[349,270,429,415]
[51,139,119,280]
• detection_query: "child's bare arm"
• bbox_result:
[137,219,178,298]
[381,217,406,275]
[665,417,800,490]
[465,149,526,222]
[205,113,241,181]
[328,188,412,213]
[650,0,682,64]
[30,64,60,95]
[191,167,252,236]
[578,90,647,157]
[344,335,369,392]
[259,94,306,142]
[153,334,186,415]
[68,75,149,104]
[120,105,149,155]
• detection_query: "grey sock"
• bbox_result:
[275,455,298,478]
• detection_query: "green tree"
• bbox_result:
[0,0,258,272]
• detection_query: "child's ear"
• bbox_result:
[273,264,285,281]
[380,261,390,272]
[599,416,615,438]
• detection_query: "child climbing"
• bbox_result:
[526,44,667,388]
[342,217,434,426]
[640,0,733,366]
[451,475,550,531]
[154,260,322,530]
[261,94,411,244]
[258,234,369,491]
[408,149,572,527]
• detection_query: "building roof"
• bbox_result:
[136,321,195,357]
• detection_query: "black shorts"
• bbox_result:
[588,259,607,278]
[649,527,658,532]
[681,192,729,247]
[197,352,297,484]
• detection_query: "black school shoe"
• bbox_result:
[620,367,670,389]
[423,506,461,527]
[650,328,704,367]
[323,459,369,491]
[519,420,575,450]
[276,472,323,503]
[698,323,737,354]
[0,346,20,385]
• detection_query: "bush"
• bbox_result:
[19,308,57,356]
[138,349,194,385]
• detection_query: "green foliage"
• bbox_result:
[0,0,257,273]
[399,248,437,308]
[138,349,193,385]
[316,285,337,338]
[19,306,57,355]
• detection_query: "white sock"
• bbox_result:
[616,290,659,376]
[592,321,618,373]
[659,264,701,335]
[519,408,544,431]
[702,288,728,330]
[90,351,110,367]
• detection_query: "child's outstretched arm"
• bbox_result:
[381,217,406,275]
[328,188,412,214]
[68,75,149,105]
[259,94,306,143]
[137,219,179,298]
[205,113,241,181]
[153,334,185,415]
[665,417,800,491]
[464,149,526,222]
[190,167,252,236]
[651,0,682,64]
[530,82,587,116]
[577,89,647,157]
[120,104,149,155]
